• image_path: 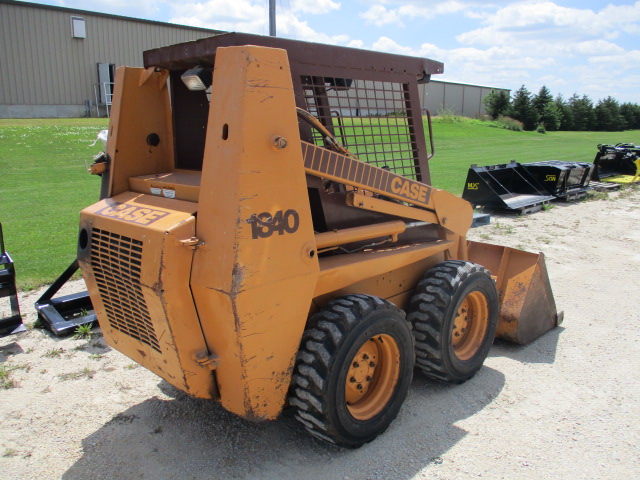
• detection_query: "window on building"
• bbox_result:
[71,17,86,39]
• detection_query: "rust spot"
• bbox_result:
[231,263,246,295]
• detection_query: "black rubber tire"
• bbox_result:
[407,261,498,384]
[288,294,415,448]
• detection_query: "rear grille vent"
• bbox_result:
[90,228,160,352]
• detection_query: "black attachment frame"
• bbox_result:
[35,259,96,336]
[0,223,25,337]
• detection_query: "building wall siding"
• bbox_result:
[0,1,219,109]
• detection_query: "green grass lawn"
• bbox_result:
[0,116,637,289]
[0,118,108,289]
[428,117,639,194]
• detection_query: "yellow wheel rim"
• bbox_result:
[451,291,489,361]
[345,334,401,421]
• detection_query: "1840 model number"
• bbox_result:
[249,209,300,239]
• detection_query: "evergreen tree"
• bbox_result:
[594,97,624,131]
[532,86,553,114]
[568,94,596,131]
[509,85,538,131]
[532,86,561,131]
[620,103,640,130]
[555,94,574,131]
[482,89,511,119]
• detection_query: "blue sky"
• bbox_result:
[27,0,640,103]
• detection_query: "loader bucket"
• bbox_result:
[462,161,555,213]
[468,241,562,345]
[522,161,593,200]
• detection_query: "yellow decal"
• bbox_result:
[390,177,431,203]
[546,175,557,182]
[467,182,480,190]
[96,203,170,225]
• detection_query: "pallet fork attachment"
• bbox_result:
[0,223,25,337]
[35,259,96,336]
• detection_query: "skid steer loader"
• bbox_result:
[77,33,561,447]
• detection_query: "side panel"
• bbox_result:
[190,46,320,420]
[78,192,216,398]
[106,67,174,198]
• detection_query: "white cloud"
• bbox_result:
[360,1,467,26]
[588,50,640,65]
[276,9,351,44]
[371,36,419,55]
[428,0,640,100]
[562,40,625,57]
[360,5,405,27]
[289,0,341,15]
[170,0,265,32]
[170,0,346,40]
[56,0,162,17]
[458,1,640,46]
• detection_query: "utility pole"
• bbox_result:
[269,0,276,36]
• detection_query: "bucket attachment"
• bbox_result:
[35,259,96,336]
[600,158,640,184]
[522,161,593,200]
[463,161,555,213]
[468,240,563,345]
[0,223,25,337]
[593,143,640,181]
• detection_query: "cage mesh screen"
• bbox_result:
[301,76,420,179]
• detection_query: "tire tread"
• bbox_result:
[407,261,497,384]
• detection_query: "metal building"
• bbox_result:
[0,0,221,118]
[420,80,511,118]
[0,0,508,119]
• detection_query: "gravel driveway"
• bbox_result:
[1,186,639,480]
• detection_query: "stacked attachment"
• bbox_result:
[463,160,596,213]
[0,223,25,337]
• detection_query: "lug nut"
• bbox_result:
[350,377,356,383]
[366,376,372,382]
[356,384,363,390]
[362,354,369,360]
[353,362,360,368]
[369,361,376,368]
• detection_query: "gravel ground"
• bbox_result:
[1,185,639,480]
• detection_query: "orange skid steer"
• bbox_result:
[77,33,561,447]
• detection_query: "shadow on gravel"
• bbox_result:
[0,341,24,361]
[489,325,564,364]
[62,368,505,480]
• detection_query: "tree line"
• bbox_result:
[483,85,640,132]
